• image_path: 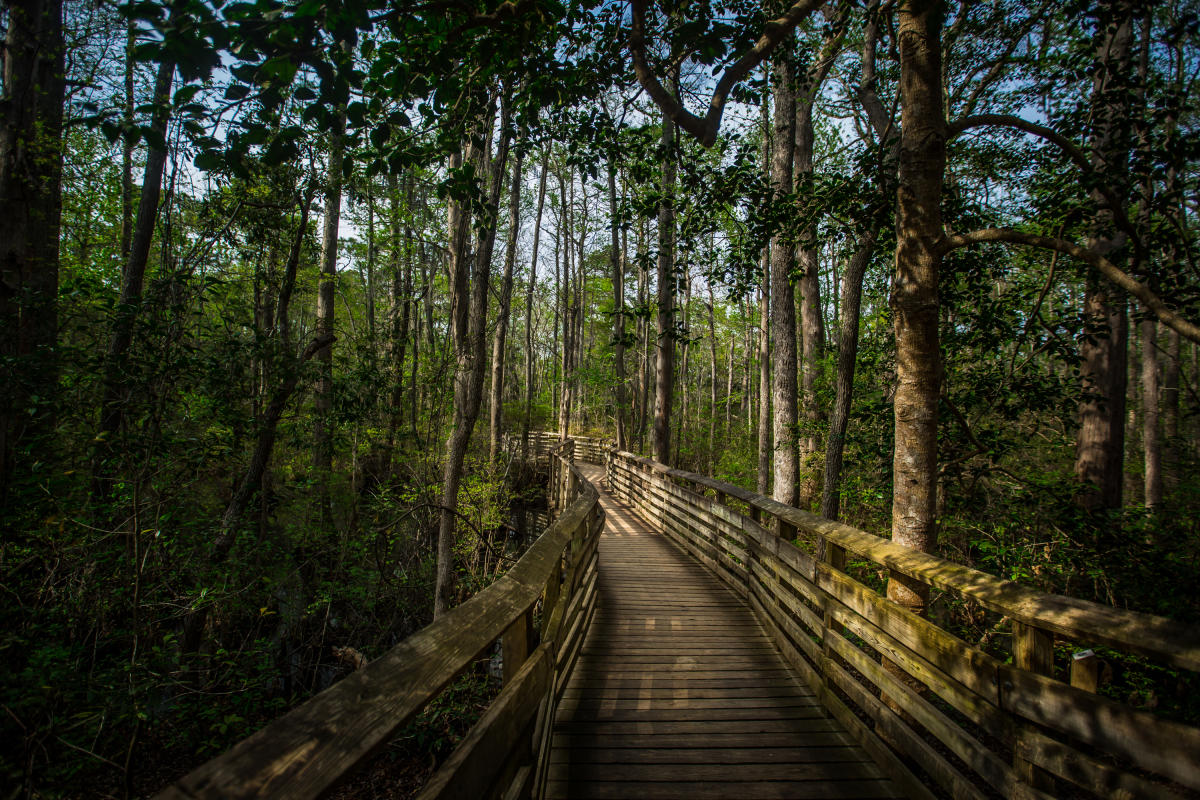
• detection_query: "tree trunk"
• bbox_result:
[1074,0,1134,513]
[0,0,64,503]
[888,0,945,617]
[313,110,347,524]
[523,157,549,458]
[757,76,773,496]
[653,72,678,466]
[387,173,413,453]
[120,19,134,259]
[822,232,876,520]
[435,97,512,617]
[770,50,798,506]
[489,144,524,461]
[610,160,628,451]
[1163,325,1180,490]
[92,53,173,499]
[1141,317,1161,508]
[795,96,826,509]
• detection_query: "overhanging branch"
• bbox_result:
[630,0,828,148]
[940,227,1200,344]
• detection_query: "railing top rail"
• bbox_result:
[158,446,598,800]
[612,448,1200,672]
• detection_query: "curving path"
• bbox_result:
[546,463,901,800]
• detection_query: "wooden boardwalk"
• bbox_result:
[548,464,900,800]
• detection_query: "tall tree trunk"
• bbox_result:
[610,160,628,451]
[489,144,524,461]
[770,50,798,506]
[1142,317,1161,508]
[557,170,574,437]
[1074,0,1134,512]
[757,76,773,496]
[120,18,134,259]
[653,72,678,465]
[1163,325,1180,490]
[796,88,827,509]
[435,97,512,617]
[821,232,876,520]
[92,53,173,500]
[638,218,651,452]
[888,0,945,617]
[387,173,413,453]
[707,284,718,472]
[0,0,64,503]
[522,157,549,458]
[313,110,347,525]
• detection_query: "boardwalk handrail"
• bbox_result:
[156,440,604,800]
[604,446,1200,800]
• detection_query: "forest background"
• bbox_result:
[3,0,1200,795]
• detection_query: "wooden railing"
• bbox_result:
[156,441,604,800]
[604,447,1200,800]
[505,431,608,468]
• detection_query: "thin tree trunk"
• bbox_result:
[610,160,628,451]
[489,144,524,461]
[796,93,827,509]
[1142,316,1161,508]
[523,157,549,458]
[92,53,173,499]
[120,18,134,259]
[707,284,718,472]
[313,110,347,524]
[435,97,512,617]
[1163,325,1180,490]
[757,74,773,495]
[821,232,876,520]
[770,50,798,506]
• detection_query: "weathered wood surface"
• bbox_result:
[548,464,900,800]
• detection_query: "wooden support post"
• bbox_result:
[1013,621,1056,793]
[541,560,562,640]
[1070,649,1101,693]
[503,608,533,686]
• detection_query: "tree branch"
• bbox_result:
[946,113,1138,246]
[940,227,1200,343]
[629,0,828,148]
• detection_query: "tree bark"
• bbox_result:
[757,74,773,495]
[489,144,524,461]
[1141,316,1161,508]
[522,157,548,459]
[822,232,876,520]
[770,50,798,507]
[1074,0,1135,513]
[610,160,628,451]
[0,0,64,503]
[435,97,512,617]
[92,53,173,500]
[653,75,678,465]
[888,0,945,617]
[313,110,347,523]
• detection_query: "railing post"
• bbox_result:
[503,608,533,685]
[1012,620,1057,793]
[1070,649,1101,693]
